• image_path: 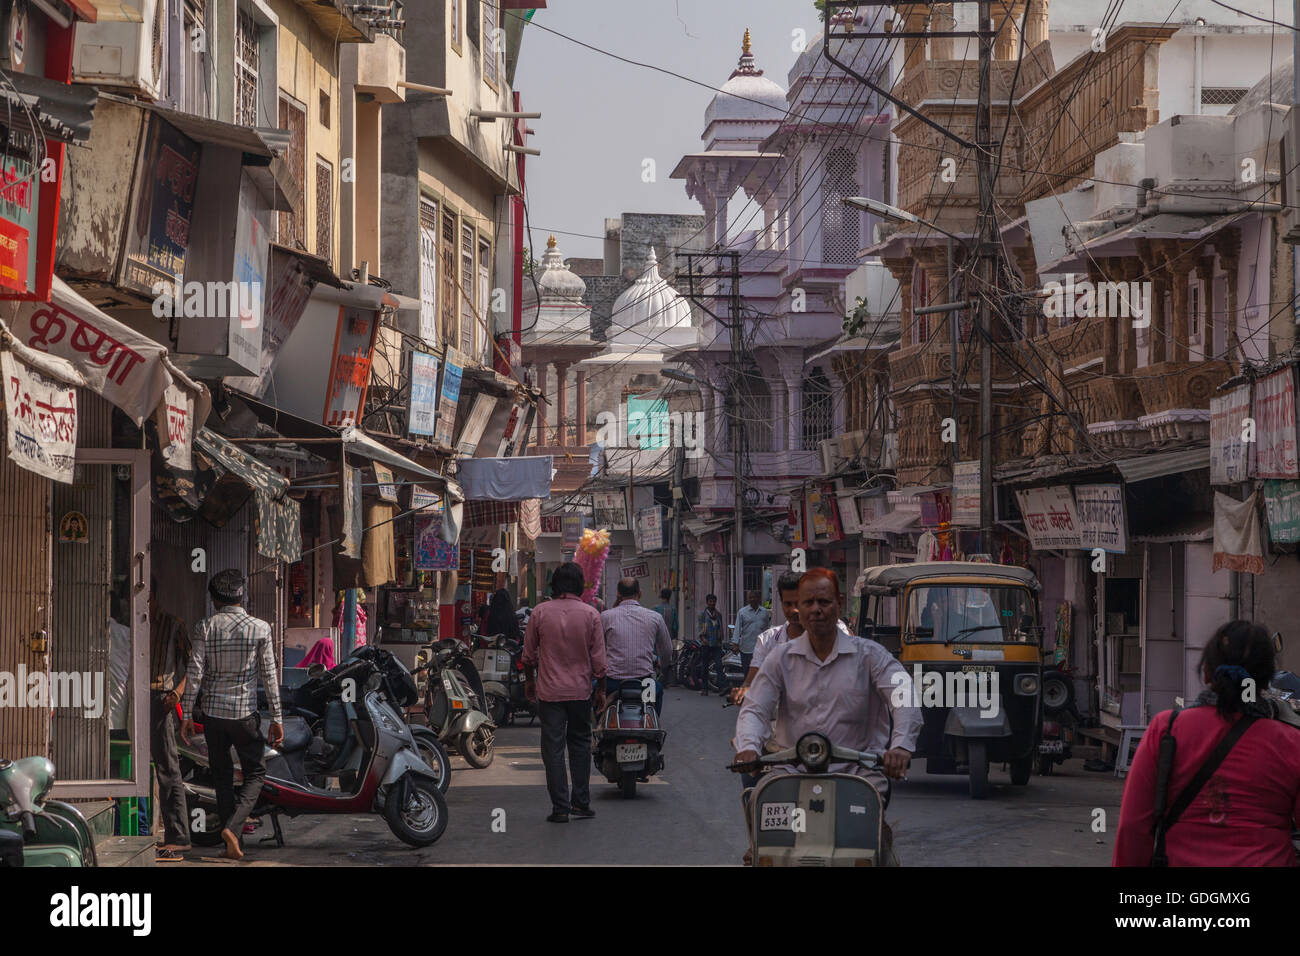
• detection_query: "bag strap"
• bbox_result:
[1151,710,1259,866]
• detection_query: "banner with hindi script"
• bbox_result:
[12,278,174,425]
[1074,483,1127,553]
[2,348,77,482]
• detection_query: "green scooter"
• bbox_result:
[0,756,98,867]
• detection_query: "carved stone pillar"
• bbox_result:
[883,256,915,345]
[1120,259,1141,374]
[1026,0,1050,48]
[902,7,929,75]
[1216,228,1243,366]
[994,2,1028,60]
[536,362,549,445]
[1161,241,1193,364]
[930,4,955,59]
[1093,259,1118,376]
[575,369,588,445]
[555,361,570,447]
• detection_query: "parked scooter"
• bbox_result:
[179,645,448,848]
[1035,669,1080,774]
[415,638,496,768]
[729,732,896,867]
[473,633,536,727]
[0,756,98,867]
[593,678,667,798]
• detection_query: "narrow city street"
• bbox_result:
[178,689,1124,867]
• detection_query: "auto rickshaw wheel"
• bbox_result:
[1009,758,1033,786]
[1036,755,1055,776]
[968,741,989,799]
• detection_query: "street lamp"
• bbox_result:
[659,367,708,387]
[842,196,967,245]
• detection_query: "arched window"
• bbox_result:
[821,148,860,263]
[802,368,834,448]
[733,369,773,452]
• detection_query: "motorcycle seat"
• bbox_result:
[279,716,313,753]
[619,686,645,703]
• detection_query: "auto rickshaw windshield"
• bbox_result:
[905,584,1038,643]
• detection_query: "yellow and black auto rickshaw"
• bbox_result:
[854,562,1043,799]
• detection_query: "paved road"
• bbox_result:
[179,688,1125,866]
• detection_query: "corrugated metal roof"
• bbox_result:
[1114,446,1211,484]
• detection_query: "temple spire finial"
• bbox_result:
[743,28,751,56]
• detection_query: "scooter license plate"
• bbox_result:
[1038,739,1065,753]
[616,743,647,763]
[759,802,796,831]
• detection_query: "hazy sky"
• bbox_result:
[513,1,819,261]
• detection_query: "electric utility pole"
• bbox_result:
[976,0,996,544]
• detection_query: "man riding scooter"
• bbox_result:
[731,568,922,863]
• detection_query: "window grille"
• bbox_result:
[821,147,860,263]
[1201,87,1247,106]
[735,370,773,452]
[315,156,332,264]
[441,211,458,347]
[277,96,306,246]
[235,8,260,128]
[801,368,834,449]
[461,224,476,356]
[483,0,499,87]
[419,199,439,345]
[478,238,492,339]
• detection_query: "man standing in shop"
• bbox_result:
[179,569,283,860]
[149,577,191,862]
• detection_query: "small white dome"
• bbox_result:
[704,29,786,130]
[534,235,586,299]
[609,248,693,336]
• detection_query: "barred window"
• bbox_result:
[467,0,480,50]
[419,198,439,345]
[802,368,834,449]
[483,0,500,88]
[182,0,208,117]
[821,147,860,263]
[461,224,476,356]
[235,8,259,127]
[1201,87,1247,106]
[315,156,332,264]
[735,370,773,452]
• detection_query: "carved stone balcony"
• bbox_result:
[1084,376,1149,454]
[1131,360,1233,445]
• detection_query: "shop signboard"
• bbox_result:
[593,489,629,531]
[323,306,379,427]
[1254,368,1298,479]
[1210,384,1253,484]
[1015,485,1082,550]
[1,349,76,482]
[0,124,39,295]
[952,461,981,527]
[120,115,200,297]
[1074,483,1127,553]
[408,350,439,435]
[1263,479,1300,544]
[433,346,464,447]
[635,505,665,553]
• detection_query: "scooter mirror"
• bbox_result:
[308,663,325,678]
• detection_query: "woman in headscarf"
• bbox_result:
[483,588,523,643]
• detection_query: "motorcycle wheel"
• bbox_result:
[384,776,448,847]
[486,691,510,727]
[1009,757,1033,786]
[619,773,637,799]
[458,726,495,768]
[410,727,452,794]
[676,650,696,689]
[968,741,990,799]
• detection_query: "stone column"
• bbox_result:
[902,7,929,75]
[994,2,1028,60]
[882,256,914,345]
[930,4,955,59]
[555,361,570,447]
[1094,259,1118,376]
[770,377,788,452]
[575,369,588,445]
[1216,228,1243,366]
[535,362,549,445]
[1161,241,1193,364]
[1026,0,1050,48]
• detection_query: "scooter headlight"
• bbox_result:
[796,732,832,772]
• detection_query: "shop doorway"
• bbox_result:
[51,450,150,798]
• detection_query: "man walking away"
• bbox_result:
[734,590,770,673]
[696,593,725,696]
[523,562,606,823]
[179,570,283,860]
[149,577,191,862]
[602,578,673,716]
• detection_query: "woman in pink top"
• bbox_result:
[1114,621,1300,867]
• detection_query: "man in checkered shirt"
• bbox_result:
[180,569,283,860]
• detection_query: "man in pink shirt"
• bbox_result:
[523,562,607,822]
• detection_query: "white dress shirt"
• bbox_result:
[750,618,851,673]
[735,631,922,778]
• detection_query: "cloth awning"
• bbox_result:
[456,455,553,501]
[0,71,98,145]
[193,428,301,563]
[341,426,438,479]
[1114,446,1211,484]
[7,276,210,428]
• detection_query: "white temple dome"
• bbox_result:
[703,29,787,130]
[608,247,693,336]
[535,235,586,299]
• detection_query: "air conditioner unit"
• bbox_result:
[817,438,840,474]
[839,429,869,460]
[73,0,167,101]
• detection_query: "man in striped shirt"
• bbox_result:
[601,578,673,716]
[179,569,283,859]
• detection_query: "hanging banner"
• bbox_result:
[119,115,200,296]
[1016,485,1082,550]
[1262,479,1300,544]
[593,489,629,531]
[1074,483,1127,553]
[155,381,193,473]
[340,465,362,558]
[408,350,439,436]
[324,307,378,428]
[562,513,587,549]
[920,489,952,529]
[2,349,77,482]
[226,249,317,397]
[1254,368,1298,479]
[1210,384,1252,485]
[952,461,981,527]
[635,505,665,553]
[807,482,844,542]
[414,499,459,571]
[433,346,464,447]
